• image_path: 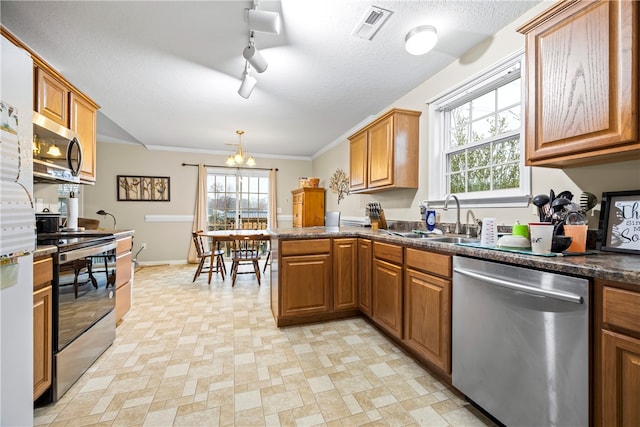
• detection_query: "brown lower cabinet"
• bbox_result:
[115,236,133,324]
[372,242,403,339]
[404,248,452,375]
[333,238,358,311]
[33,255,53,401]
[595,279,640,426]
[357,239,372,315]
[279,239,332,319]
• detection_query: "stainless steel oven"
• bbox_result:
[37,233,117,403]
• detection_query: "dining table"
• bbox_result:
[197,229,272,276]
[197,229,271,242]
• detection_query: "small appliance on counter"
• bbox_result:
[35,210,61,234]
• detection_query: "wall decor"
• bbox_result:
[329,168,350,205]
[117,175,170,201]
[597,190,640,254]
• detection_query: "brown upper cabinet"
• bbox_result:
[348,108,421,193]
[517,0,639,167]
[36,67,69,127]
[33,61,99,182]
[69,92,97,181]
[1,22,104,184]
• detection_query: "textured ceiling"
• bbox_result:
[1,0,540,159]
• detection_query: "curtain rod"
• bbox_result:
[181,163,278,172]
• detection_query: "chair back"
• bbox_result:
[325,211,340,227]
[78,217,100,230]
[192,231,208,257]
[229,234,263,262]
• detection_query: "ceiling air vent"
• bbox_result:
[351,6,393,40]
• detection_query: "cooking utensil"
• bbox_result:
[532,194,550,222]
[557,190,574,201]
[565,211,586,225]
[580,192,597,214]
[551,197,572,212]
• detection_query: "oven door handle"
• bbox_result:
[453,267,584,305]
[59,241,117,262]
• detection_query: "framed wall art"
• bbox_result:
[597,190,640,254]
[117,175,170,201]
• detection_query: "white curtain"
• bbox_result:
[268,168,278,229]
[188,164,208,263]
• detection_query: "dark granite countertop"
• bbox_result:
[269,226,640,285]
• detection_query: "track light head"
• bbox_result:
[242,44,268,73]
[248,9,281,34]
[238,69,257,99]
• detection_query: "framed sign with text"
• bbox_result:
[597,190,640,254]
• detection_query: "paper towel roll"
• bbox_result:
[67,197,78,230]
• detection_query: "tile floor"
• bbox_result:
[34,264,495,426]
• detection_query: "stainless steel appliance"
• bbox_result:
[452,256,589,426]
[36,232,117,403]
[32,111,83,184]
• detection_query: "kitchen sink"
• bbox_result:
[427,236,480,244]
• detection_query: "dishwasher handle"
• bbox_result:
[453,267,584,305]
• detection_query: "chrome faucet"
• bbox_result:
[466,209,477,238]
[443,194,462,234]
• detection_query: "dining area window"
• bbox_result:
[206,169,269,231]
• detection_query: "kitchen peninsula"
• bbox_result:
[268,226,640,425]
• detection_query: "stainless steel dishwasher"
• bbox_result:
[452,256,589,427]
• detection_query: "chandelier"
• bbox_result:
[226,130,256,166]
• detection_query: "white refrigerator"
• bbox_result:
[0,35,35,425]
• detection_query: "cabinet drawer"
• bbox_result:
[116,236,132,255]
[115,281,131,324]
[373,241,403,264]
[33,257,53,289]
[293,193,303,204]
[405,248,451,278]
[603,286,640,334]
[116,252,132,288]
[281,239,330,256]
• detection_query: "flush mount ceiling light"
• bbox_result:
[405,25,438,55]
[238,63,257,99]
[226,130,256,167]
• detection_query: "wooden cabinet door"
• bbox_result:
[372,258,403,339]
[36,67,69,126]
[33,285,52,400]
[367,116,394,188]
[333,238,358,311]
[349,132,368,191]
[358,239,372,315]
[70,92,97,181]
[520,0,639,166]
[601,330,640,426]
[404,268,451,374]
[281,254,331,317]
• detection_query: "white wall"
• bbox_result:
[82,142,312,263]
[312,1,640,229]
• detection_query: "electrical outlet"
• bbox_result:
[141,243,147,250]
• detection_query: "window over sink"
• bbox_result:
[427,52,530,207]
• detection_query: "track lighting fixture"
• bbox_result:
[405,25,438,55]
[236,1,281,98]
[243,38,268,73]
[238,63,257,99]
[248,8,281,34]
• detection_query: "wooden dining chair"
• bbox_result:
[229,234,263,286]
[192,231,225,284]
